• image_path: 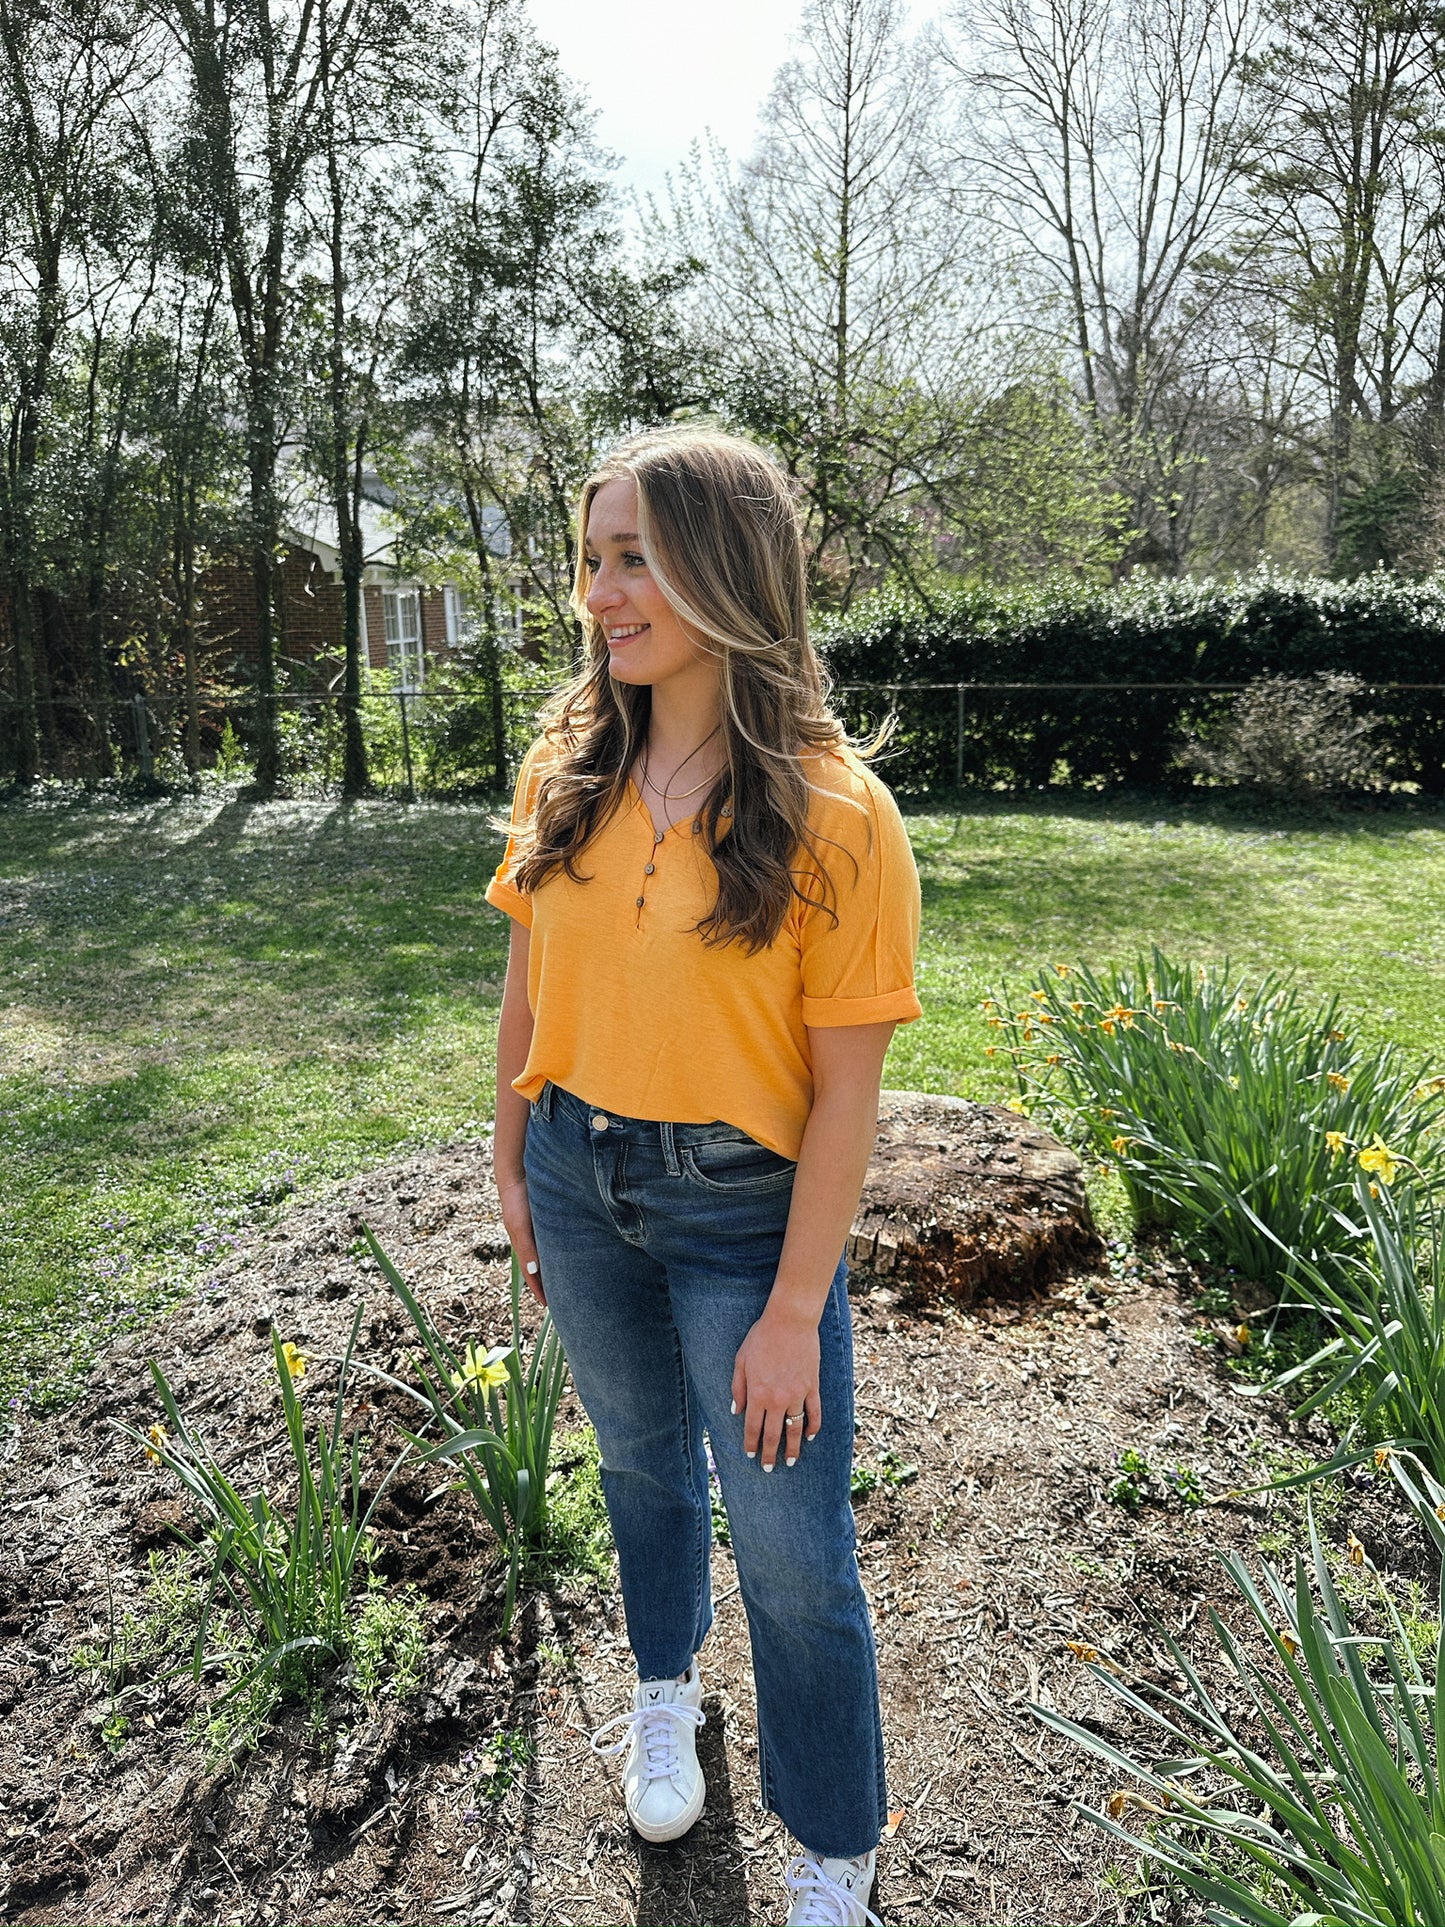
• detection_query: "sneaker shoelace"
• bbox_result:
[784,1856,882,1927]
[589,1700,705,1783]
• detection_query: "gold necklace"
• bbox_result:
[639,730,721,804]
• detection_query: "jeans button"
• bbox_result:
[590,1112,610,1132]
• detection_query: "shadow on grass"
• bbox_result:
[0,790,513,1058]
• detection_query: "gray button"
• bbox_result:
[590,1112,610,1131]
[644,863,655,875]
[636,895,645,907]
[654,829,665,844]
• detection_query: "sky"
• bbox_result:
[525,0,810,202]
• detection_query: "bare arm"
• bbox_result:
[731,1021,894,1470]
[494,919,545,1304]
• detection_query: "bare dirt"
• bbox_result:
[0,1135,1409,1926]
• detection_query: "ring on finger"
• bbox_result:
[784,1410,805,1424]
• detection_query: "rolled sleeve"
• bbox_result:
[484,872,533,927]
[802,984,923,1027]
[799,777,922,1029]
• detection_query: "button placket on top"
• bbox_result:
[635,825,664,921]
[632,794,728,928]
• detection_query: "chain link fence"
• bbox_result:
[4,679,1445,797]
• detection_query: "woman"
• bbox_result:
[486,427,921,1927]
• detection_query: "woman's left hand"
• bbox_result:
[731,1305,822,1472]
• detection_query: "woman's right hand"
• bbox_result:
[497,1173,545,1306]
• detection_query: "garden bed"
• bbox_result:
[0,1140,1419,1926]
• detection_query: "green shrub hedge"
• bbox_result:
[815,570,1445,795]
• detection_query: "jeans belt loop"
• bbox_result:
[659,1119,681,1177]
[536,1079,555,1121]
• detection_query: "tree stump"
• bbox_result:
[847,1091,1102,1302]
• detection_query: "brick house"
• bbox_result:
[203,481,524,689]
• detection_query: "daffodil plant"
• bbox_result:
[360,1227,569,1632]
[114,1307,413,1702]
[987,947,1445,1293]
[1036,1469,1445,1927]
[1241,1175,1445,1491]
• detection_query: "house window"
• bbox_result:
[382,588,423,690]
[443,584,477,648]
[493,593,524,650]
[441,585,522,652]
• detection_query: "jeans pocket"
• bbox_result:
[680,1137,797,1193]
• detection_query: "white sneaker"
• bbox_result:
[785,1850,881,1925]
[589,1660,706,1843]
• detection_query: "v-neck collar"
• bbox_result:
[626,777,697,842]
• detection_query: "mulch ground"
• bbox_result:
[0,1139,1415,1926]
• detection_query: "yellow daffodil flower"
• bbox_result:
[450,1341,511,1394]
[1325,1130,1346,1154]
[1046,1053,1061,1067]
[1234,1324,1251,1349]
[1111,1135,1129,1154]
[1030,989,1049,1003]
[144,1421,168,1466]
[1103,1004,1135,1027]
[1327,1072,1351,1093]
[1054,963,1070,978]
[1374,1447,1392,1468]
[1347,1532,1365,1566]
[1069,1000,1084,1014]
[281,1341,307,1382]
[1328,1028,1346,1043]
[1358,1137,1400,1187]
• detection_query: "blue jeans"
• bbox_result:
[524,1081,888,1859]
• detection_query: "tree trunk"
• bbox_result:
[245,420,281,796]
[847,1092,1101,1301]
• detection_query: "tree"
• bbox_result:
[670,0,983,604]
[300,0,442,796]
[1239,0,1445,570]
[944,0,1262,572]
[0,0,157,783]
[165,0,419,793]
[396,5,707,786]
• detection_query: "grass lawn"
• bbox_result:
[4,785,1445,1416]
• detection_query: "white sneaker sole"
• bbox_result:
[627,1764,707,1843]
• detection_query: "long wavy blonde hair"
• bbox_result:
[512,426,876,951]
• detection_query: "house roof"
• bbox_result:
[283,471,511,582]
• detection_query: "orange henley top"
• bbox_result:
[485,739,922,1159]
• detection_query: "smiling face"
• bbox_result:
[582,476,719,696]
